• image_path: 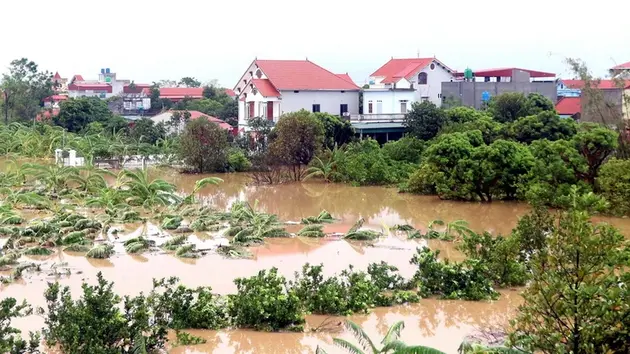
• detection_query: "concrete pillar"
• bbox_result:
[359,130,363,140]
[68,150,76,166]
[386,132,389,142]
[54,149,63,164]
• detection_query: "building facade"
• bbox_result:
[362,58,454,116]
[442,68,557,109]
[233,59,360,131]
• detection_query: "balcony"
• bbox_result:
[349,113,406,122]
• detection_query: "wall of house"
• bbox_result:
[279,90,359,116]
[68,90,113,99]
[441,81,557,109]
[409,64,454,106]
[237,85,281,129]
[581,88,624,126]
[362,90,416,114]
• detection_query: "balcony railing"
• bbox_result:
[349,113,406,122]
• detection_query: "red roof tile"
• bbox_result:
[251,79,280,97]
[71,75,84,82]
[555,97,581,116]
[336,73,355,85]
[255,60,359,90]
[224,88,236,97]
[176,110,234,130]
[561,79,630,89]
[53,72,62,80]
[612,61,630,70]
[371,58,434,83]
[68,83,113,92]
[123,83,152,94]
[159,87,204,99]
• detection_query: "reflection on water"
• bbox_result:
[4,171,630,354]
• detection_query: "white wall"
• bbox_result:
[279,90,359,116]
[363,90,415,114]
[409,63,454,106]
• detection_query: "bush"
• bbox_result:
[229,268,305,332]
[598,158,630,216]
[179,117,228,173]
[227,148,251,172]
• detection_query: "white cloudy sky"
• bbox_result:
[2,0,629,87]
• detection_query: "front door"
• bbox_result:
[266,102,274,121]
[248,102,255,118]
[339,104,348,117]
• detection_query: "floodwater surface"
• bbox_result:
[4,171,630,353]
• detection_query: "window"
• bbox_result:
[438,93,442,99]
[294,90,299,93]
[430,63,436,70]
[418,72,428,85]
[421,97,429,102]
[255,69,262,78]
[312,104,321,113]
[339,104,348,117]
[368,101,373,114]
[400,100,408,114]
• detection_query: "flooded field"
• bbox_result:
[3,171,630,353]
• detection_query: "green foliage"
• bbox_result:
[0,298,40,354]
[149,277,228,330]
[505,111,577,144]
[269,110,325,179]
[410,247,499,300]
[301,210,334,224]
[313,112,355,149]
[509,202,630,353]
[404,101,448,140]
[42,272,168,354]
[226,148,251,172]
[54,97,115,133]
[179,117,229,173]
[1,58,54,123]
[381,136,424,164]
[487,92,529,123]
[229,268,305,332]
[127,118,166,145]
[597,158,630,215]
[173,330,206,346]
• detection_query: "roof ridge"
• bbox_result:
[306,60,360,89]
[253,60,283,94]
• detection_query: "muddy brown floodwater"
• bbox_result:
[4,171,630,354]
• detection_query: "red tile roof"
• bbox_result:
[371,58,435,83]
[53,72,62,80]
[454,68,556,78]
[224,88,236,97]
[174,110,234,131]
[159,87,204,100]
[561,79,630,89]
[255,59,359,90]
[43,95,68,102]
[123,83,152,94]
[612,61,630,70]
[71,75,84,82]
[68,83,113,92]
[555,97,581,116]
[251,79,281,97]
[336,73,355,85]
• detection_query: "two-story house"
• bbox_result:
[233,59,360,131]
[362,57,454,117]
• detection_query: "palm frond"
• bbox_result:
[342,320,377,353]
[332,338,367,354]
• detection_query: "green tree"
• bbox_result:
[509,195,630,353]
[488,92,529,123]
[128,118,166,145]
[506,110,577,144]
[179,117,228,172]
[404,101,448,140]
[269,110,324,181]
[178,77,201,88]
[313,112,355,149]
[524,92,555,114]
[0,58,54,123]
[571,123,618,185]
[54,97,114,132]
[597,158,630,216]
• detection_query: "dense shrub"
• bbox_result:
[598,158,630,216]
[226,148,251,172]
[228,268,305,332]
[179,117,229,173]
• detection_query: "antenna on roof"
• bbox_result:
[306,57,309,61]
[417,49,420,58]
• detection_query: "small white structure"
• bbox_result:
[233,59,360,132]
[362,58,454,118]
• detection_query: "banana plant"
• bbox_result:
[181,177,223,205]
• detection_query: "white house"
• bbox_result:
[363,58,454,116]
[233,59,360,131]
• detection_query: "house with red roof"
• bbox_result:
[364,57,454,114]
[557,79,630,123]
[43,94,68,109]
[610,61,630,77]
[232,59,360,131]
[150,110,236,135]
[52,72,68,93]
[555,97,581,120]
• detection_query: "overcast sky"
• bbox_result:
[3,0,629,88]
